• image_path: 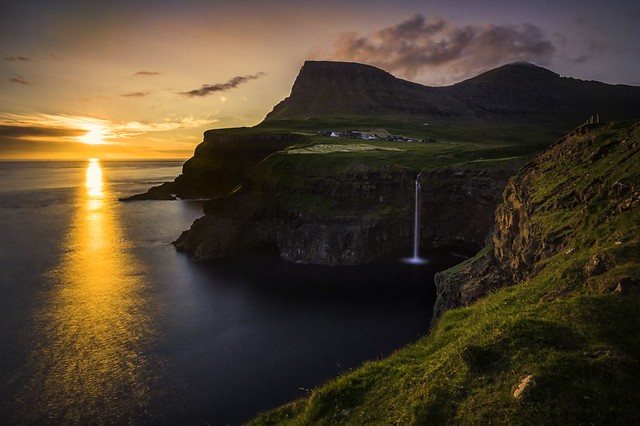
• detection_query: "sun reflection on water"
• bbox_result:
[18,158,158,422]
[85,158,103,199]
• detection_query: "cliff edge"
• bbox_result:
[433,120,640,319]
[251,121,640,424]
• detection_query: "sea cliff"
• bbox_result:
[433,121,640,319]
[174,156,513,265]
[251,120,640,424]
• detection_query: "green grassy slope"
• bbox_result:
[249,121,640,425]
[254,117,568,171]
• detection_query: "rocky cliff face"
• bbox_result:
[433,121,640,320]
[174,157,513,265]
[123,131,310,200]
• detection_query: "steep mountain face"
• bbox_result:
[265,61,640,122]
[264,61,463,120]
[433,121,640,319]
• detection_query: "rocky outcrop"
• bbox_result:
[421,167,514,249]
[433,121,640,320]
[122,131,310,200]
[174,159,513,265]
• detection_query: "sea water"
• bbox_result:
[0,160,460,425]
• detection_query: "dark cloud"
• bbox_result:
[0,125,84,138]
[324,14,556,84]
[179,72,266,97]
[4,56,31,62]
[8,76,31,85]
[122,91,149,97]
[133,71,161,77]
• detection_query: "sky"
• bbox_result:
[1,0,639,160]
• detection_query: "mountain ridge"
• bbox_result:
[265,60,640,123]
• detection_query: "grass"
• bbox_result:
[176,114,575,201]
[270,117,569,171]
[247,121,640,425]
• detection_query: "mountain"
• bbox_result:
[265,61,640,123]
[264,61,464,120]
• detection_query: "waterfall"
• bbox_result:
[403,173,428,265]
[413,177,421,259]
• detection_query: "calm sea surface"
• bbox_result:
[0,160,461,425]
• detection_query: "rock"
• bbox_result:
[175,164,512,266]
[609,181,629,199]
[583,253,612,278]
[613,277,640,295]
[512,374,535,399]
[125,132,311,201]
[539,286,574,302]
[120,182,177,201]
[434,121,640,319]
[432,251,505,321]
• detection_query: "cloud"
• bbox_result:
[321,14,556,85]
[108,116,216,137]
[8,76,31,85]
[133,71,161,77]
[122,91,149,97]
[179,72,266,97]
[0,125,84,138]
[0,113,216,146]
[4,56,31,62]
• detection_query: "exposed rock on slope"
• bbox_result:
[433,121,640,319]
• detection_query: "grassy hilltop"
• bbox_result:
[250,121,640,424]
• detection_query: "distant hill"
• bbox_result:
[264,61,640,123]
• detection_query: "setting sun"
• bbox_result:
[79,125,108,145]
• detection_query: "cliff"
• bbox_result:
[174,156,514,265]
[433,120,640,319]
[251,121,640,424]
[122,130,311,200]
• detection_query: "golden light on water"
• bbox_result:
[20,158,156,420]
[85,158,103,198]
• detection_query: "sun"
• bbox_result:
[79,124,108,145]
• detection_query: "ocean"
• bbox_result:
[0,159,460,424]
